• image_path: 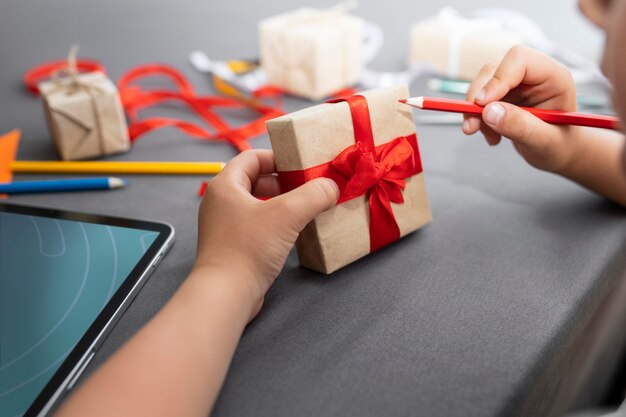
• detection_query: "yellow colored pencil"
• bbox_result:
[10,161,225,175]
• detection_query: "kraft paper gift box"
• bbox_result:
[267,85,432,274]
[259,7,363,101]
[39,72,130,160]
[408,10,522,81]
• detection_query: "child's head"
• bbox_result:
[579,0,626,121]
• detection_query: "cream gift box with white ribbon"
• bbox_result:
[39,72,130,161]
[259,7,363,101]
[409,9,523,81]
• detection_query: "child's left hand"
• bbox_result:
[193,149,339,321]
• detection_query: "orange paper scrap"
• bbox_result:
[0,129,21,198]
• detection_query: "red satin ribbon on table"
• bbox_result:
[117,64,284,152]
[277,95,423,253]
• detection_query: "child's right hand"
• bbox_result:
[462,45,580,174]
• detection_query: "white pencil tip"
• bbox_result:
[108,177,128,189]
[404,97,425,108]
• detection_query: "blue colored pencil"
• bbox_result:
[0,177,127,194]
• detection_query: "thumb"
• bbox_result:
[271,177,339,230]
[482,102,562,148]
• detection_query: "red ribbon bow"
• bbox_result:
[331,135,417,252]
[278,95,423,253]
[333,136,415,203]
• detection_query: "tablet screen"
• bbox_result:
[0,209,165,417]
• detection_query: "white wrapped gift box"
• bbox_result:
[259,7,364,100]
[409,9,523,81]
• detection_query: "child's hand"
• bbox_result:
[193,149,339,320]
[462,45,579,173]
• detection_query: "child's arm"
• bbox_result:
[463,45,626,207]
[55,150,339,417]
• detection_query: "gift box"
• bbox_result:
[39,71,130,160]
[259,7,363,101]
[267,85,432,274]
[408,9,522,81]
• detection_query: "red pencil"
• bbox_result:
[400,96,621,131]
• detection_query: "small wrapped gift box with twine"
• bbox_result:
[38,50,130,160]
[409,8,522,81]
[267,85,432,274]
[259,3,363,101]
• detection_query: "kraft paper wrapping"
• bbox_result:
[267,85,432,274]
[39,72,130,161]
[259,7,363,101]
[409,16,522,81]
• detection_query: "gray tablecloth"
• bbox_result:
[2,1,626,416]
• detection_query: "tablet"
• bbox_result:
[0,203,174,417]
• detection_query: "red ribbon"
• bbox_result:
[117,64,283,152]
[277,95,423,253]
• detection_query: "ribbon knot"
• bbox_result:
[332,136,415,206]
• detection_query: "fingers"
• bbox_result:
[479,123,502,146]
[475,45,575,109]
[464,45,576,147]
[252,175,281,197]
[219,149,276,192]
[269,178,339,230]
[481,101,562,149]
[464,63,496,135]
[579,0,608,27]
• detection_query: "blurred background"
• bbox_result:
[0,0,604,78]
[0,0,609,156]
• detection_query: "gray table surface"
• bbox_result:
[2,1,626,416]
